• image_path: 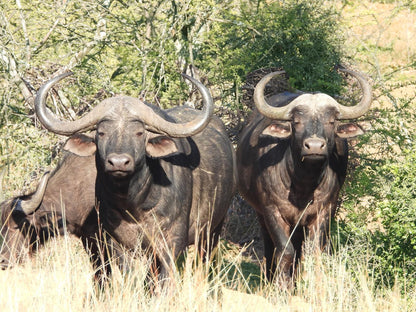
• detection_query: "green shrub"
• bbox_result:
[337,93,416,288]
[196,0,345,96]
[371,149,416,286]
[1,0,347,188]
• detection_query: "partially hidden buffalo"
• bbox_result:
[237,68,371,285]
[0,135,98,268]
[34,72,237,280]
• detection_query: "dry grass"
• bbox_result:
[342,1,416,77]
[0,236,414,312]
[341,0,416,109]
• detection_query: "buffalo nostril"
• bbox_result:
[109,158,129,167]
[304,138,326,152]
[305,141,325,149]
[106,154,134,171]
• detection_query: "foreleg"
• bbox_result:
[260,208,295,286]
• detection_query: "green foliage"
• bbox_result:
[196,0,344,96]
[274,1,343,92]
[0,0,347,191]
[342,148,416,288]
[337,91,416,288]
[371,149,416,286]
[0,0,346,112]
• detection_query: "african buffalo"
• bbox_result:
[237,68,372,285]
[34,72,237,281]
[0,134,98,268]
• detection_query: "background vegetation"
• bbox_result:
[1,0,416,310]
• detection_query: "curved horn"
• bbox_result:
[132,73,214,137]
[36,73,214,138]
[253,71,298,120]
[35,72,116,135]
[253,69,372,121]
[17,172,50,215]
[336,68,372,119]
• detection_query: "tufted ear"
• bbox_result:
[146,132,179,158]
[336,123,364,139]
[261,122,292,139]
[63,133,96,156]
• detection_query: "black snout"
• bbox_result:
[106,153,134,174]
[303,137,327,156]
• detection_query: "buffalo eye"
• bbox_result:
[136,131,144,137]
[98,131,105,137]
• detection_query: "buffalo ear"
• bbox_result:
[146,133,179,158]
[261,122,291,139]
[63,133,96,156]
[336,123,364,139]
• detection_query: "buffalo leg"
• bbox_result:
[81,234,112,285]
[308,210,331,251]
[146,218,189,286]
[261,208,295,286]
[80,209,115,285]
[196,218,224,262]
[257,214,276,281]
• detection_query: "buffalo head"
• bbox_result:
[254,68,371,165]
[35,73,213,181]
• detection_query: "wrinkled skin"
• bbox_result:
[0,122,236,282]
[237,92,366,285]
[0,134,98,269]
[91,106,236,280]
[33,73,236,283]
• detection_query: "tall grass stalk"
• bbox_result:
[0,233,414,311]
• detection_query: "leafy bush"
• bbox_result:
[337,91,416,288]
[196,0,344,97]
[371,148,416,286]
[1,0,347,189]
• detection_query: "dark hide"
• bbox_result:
[0,134,98,268]
[67,105,237,281]
[237,92,364,286]
[1,110,236,286]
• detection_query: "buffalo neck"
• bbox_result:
[284,148,329,200]
[96,159,154,211]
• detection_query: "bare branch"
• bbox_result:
[56,12,108,75]
[33,18,61,55]
[209,17,262,36]
[0,49,34,105]
[15,0,30,63]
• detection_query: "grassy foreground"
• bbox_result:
[0,235,414,312]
